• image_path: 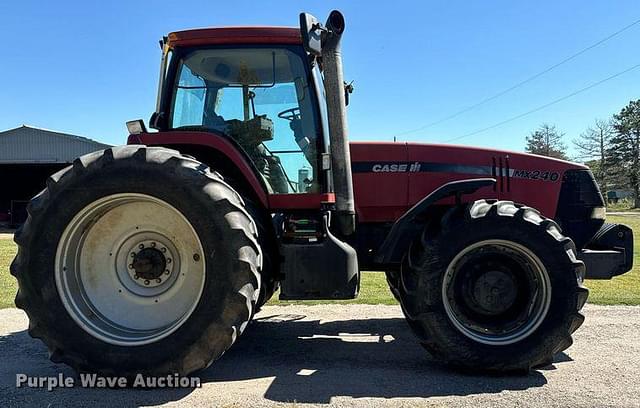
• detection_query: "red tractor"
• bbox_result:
[12,11,633,376]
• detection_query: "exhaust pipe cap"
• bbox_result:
[326,10,345,35]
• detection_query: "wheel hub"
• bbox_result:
[132,247,167,280]
[124,239,175,289]
[471,269,518,315]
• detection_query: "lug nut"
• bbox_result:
[193,253,200,262]
[167,258,172,264]
[134,274,139,280]
[161,247,167,253]
[151,242,156,247]
[139,244,145,249]
[144,279,150,286]
[165,270,170,275]
[130,253,136,258]
[128,264,133,269]
[156,278,162,283]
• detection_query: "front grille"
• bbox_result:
[555,169,605,249]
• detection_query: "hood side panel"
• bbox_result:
[351,142,585,223]
[350,142,409,222]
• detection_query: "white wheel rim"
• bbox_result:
[442,239,552,346]
[55,193,206,346]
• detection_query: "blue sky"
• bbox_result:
[1,1,639,158]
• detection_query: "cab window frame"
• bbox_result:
[160,43,328,195]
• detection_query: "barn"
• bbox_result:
[0,125,111,226]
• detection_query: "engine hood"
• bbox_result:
[350,141,586,174]
[349,141,588,223]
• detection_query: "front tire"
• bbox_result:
[11,146,261,377]
[385,269,401,302]
[398,200,588,372]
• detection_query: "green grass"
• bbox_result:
[268,271,396,306]
[0,238,17,309]
[1,216,639,309]
[607,198,640,212]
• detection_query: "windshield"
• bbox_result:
[170,47,320,194]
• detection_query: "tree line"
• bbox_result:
[525,99,640,207]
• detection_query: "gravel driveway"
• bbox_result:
[1,304,639,407]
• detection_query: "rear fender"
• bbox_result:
[374,178,496,265]
[128,131,268,207]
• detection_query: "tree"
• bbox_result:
[608,100,640,208]
[525,123,568,159]
[573,119,613,191]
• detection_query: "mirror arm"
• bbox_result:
[344,81,354,106]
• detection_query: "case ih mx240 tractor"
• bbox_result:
[12,11,633,376]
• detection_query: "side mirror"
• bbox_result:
[299,12,323,56]
[149,111,166,130]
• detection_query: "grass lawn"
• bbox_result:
[1,215,639,309]
[606,198,640,212]
[0,238,17,309]
[268,270,396,306]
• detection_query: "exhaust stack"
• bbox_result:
[300,10,356,235]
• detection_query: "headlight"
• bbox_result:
[126,119,146,135]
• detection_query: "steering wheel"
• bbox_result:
[278,107,301,122]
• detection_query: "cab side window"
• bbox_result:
[170,48,320,194]
[172,65,206,128]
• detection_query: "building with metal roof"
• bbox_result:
[0,125,111,225]
[0,125,111,163]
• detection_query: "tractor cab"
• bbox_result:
[133,13,356,237]
[126,17,359,301]
[161,43,323,195]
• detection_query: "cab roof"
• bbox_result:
[167,27,302,48]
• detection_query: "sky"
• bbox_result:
[1,1,639,158]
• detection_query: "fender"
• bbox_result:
[128,130,269,206]
[374,178,496,265]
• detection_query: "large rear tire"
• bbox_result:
[398,200,588,372]
[246,202,279,309]
[11,145,261,377]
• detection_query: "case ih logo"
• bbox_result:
[353,161,560,182]
[353,161,492,176]
[371,162,422,172]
